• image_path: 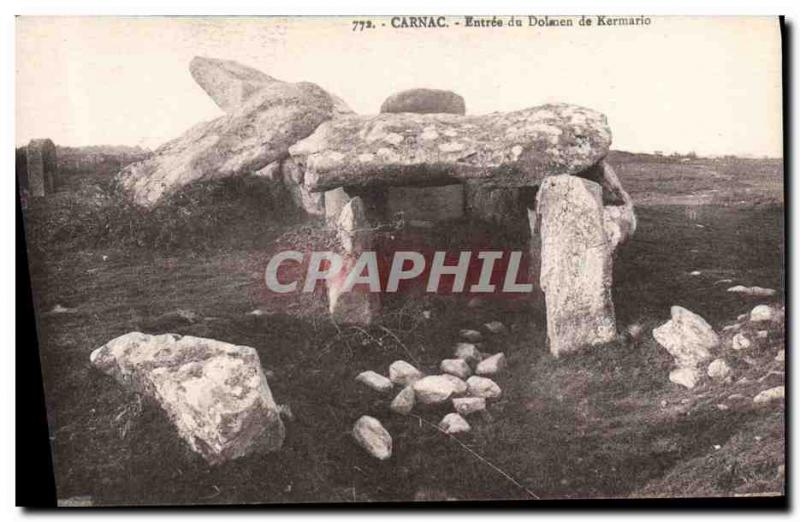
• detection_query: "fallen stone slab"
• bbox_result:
[352,415,392,460]
[90,332,285,465]
[289,104,612,192]
[652,306,719,368]
[380,88,466,115]
[190,56,278,112]
[117,65,340,207]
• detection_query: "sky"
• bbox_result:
[16,16,783,157]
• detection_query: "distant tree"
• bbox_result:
[686,151,698,159]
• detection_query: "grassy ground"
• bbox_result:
[22,153,785,505]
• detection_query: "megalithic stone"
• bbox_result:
[26,138,57,197]
[536,175,617,356]
[190,56,278,112]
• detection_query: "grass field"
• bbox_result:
[22,152,785,504]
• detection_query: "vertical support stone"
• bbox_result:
[327,196,381,325]
[324,187,352,225]
[281,157,324,216]
[536,175,617,356]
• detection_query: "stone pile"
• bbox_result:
[117,56,637,357]
[653,301,785,405]
[351,321,508,459]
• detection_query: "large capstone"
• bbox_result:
[289,104,612,192]
[380,88,466,115]
[90,332,285,465]
[536,175,617,356]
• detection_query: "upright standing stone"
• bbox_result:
[328,197,381,324]
[282,157,324,216]
[26,139,57,197]
[537,174,617,356]
[324,187,353,225]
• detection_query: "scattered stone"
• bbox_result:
[439,413,471,434]
[731,333,752,351]
[669,367,701,389]
[453,397,486,416]
[277,404,295,422]
[380,88,466,115]
[652,306,719,368]
[388,360,424,386]
[440,358,471,380]
[707,358,732,381]
[757,330,768,339]
[50,304,74,314]
[90,332,285,464]
[352,416,392,460]
[475,353,507,376]
[454,342,482,364]
[412,375,466,405]
[460,329,483,342]
[690,271,701,276]
[57,496,94,508]
[722,324,739,333]
[290,104,612,191]
[717,404,729,411]
[422,310,432,320]
[626,323,644,340]
[728,393,747,401]
[467,297,484,308]
[356,370,393,393]
[775,350,785,362]
[484,321,508,334]
[737,313,748,322]
[466,376,502,399]
[727,285,777,297]
[538,175,617,356]
[441,374,469,395]
[753,386,785,405]
[750,305,775,322]
[390,386,416,415]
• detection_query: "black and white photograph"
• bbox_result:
[12,13,787,508]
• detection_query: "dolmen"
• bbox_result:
[116,56,636,357]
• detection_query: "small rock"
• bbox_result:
[722,324,739,333]
[440,358,471,379]
[753,386,785,404]
[690,271,701,276]
[439,413,471,434]
[669,367,701,389]
[453,397,486,416]
[728,393,747,401]
[412,375,466,404]
[757,330,768,339]
[717,403,729,411]
[356,371,393,393]
[475,353,507,376]
[467,297,484,308]
[51,304,74,313]
[727,286,777,297]
[454,342,482,364]
[460,329,483,342]
[388,360,423,386]
[484,321,508,334]
[737,314,748,322]
[652,306,719,368]
[247,309,266,316]
[466,376,502,399]
[390,386,416,415]
[707,358,732,381]
[441,374,468,395]
[422,310,432,320]
[750,305,774,322]
[352,416,392,460]
[277,404,295,422]
[775,350,785,362]
[626,323,644,340]
[731,333,752,351]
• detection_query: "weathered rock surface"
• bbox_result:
[118,62,340,208]
[707,358,732,381]
[750,305,775,322]
[453,397,486,416]
[484,321,508,335]
[90,332,285,464]
[669,367,700,389]
[597,161,637,250]
[386,184,464,222]
[390,386,416,415]
[464,183,524,226]
[460,329,483,342]
[380,88,466,115]
[454,343,482,364]
[537,175,617,356]
[352,415,392,460]
[356,370,393,393]
[753,386,784,404]
[440,358,471,380]
[283,157,325,215]
[190,56,278,112]
[336,196,371,254]
[475,353,506,376]
[439,413,471,434]
[388,360,424,386]
[652,306,719,368]
[412,375,466,405]
[466,376,502,399]
[289,104,612,192]
[731,333,752,351]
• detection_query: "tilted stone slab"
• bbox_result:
[117,80,337,208]
[190,56,278,112]
[90,332,285,465]
[289,104,611,192]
